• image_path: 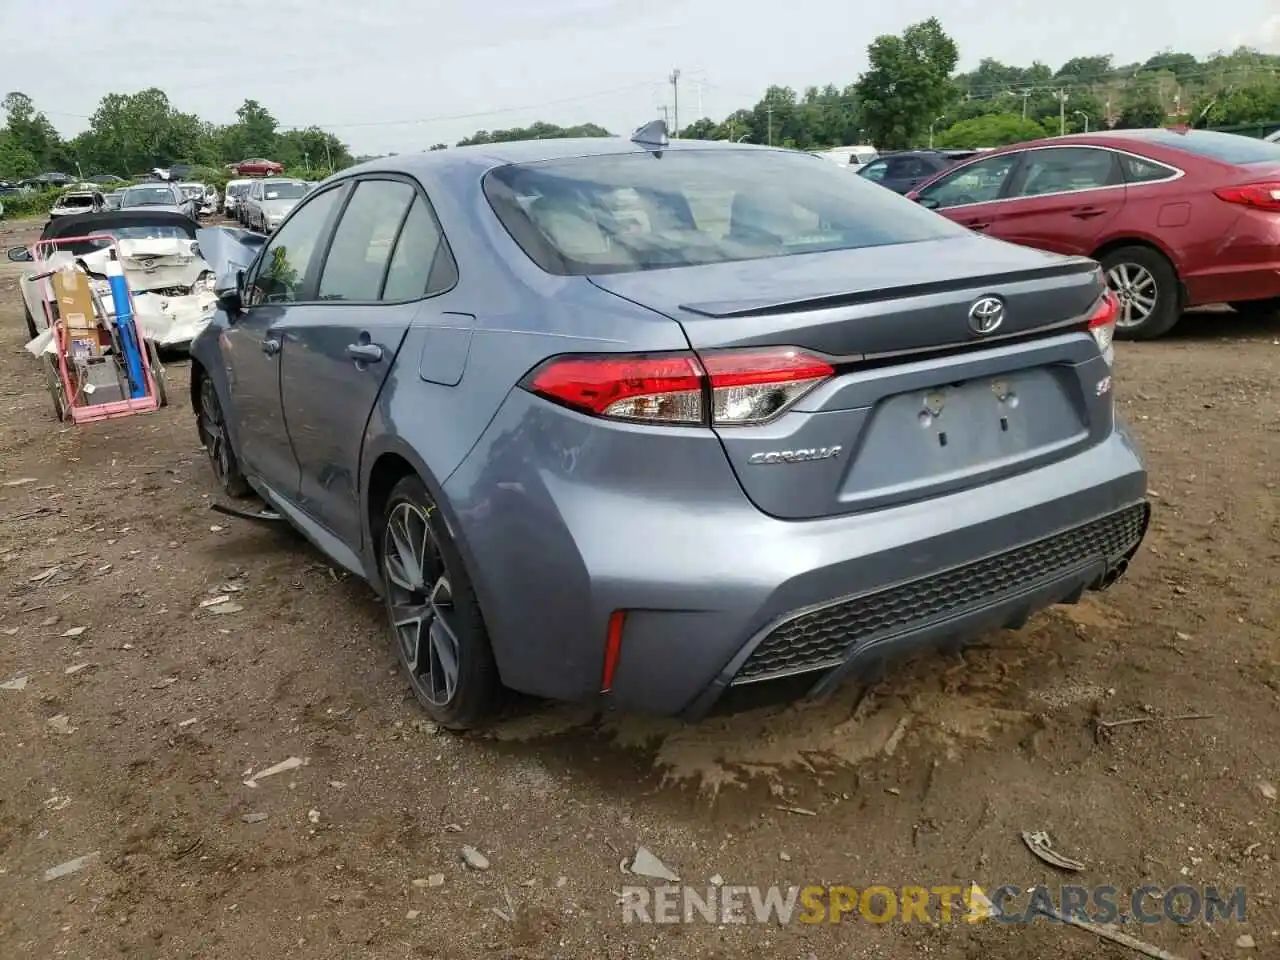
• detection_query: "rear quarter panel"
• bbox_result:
[357,160,692,587]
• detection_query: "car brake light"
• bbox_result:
[1086,289,1118,354]
[1214,182,1280,212]
[521,347,834,426]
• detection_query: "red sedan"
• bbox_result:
[233,157,284,176]
[907,129,1280,339]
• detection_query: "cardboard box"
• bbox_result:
[50,268,99,339]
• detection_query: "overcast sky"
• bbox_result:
[3,0,1277,155]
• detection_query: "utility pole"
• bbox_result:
[766,104,773,146]
[1021,89,1031,120]
[669,68,681,136]
[1055,89,1069,136]
[1074,110,1090,133]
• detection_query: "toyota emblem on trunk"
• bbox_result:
[968,296,1005,335]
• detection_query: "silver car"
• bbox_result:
[241,178,308,233]
[119,183,200,219]
[189,132,1149,730]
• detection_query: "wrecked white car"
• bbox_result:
[7,210,266,350]
[179,181,219,218]
[49,186,105,219]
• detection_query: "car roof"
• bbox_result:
[339,136,790,179]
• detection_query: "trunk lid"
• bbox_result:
[589,236,1115,520]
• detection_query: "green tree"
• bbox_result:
[3,91,65,172]
[1143,51,1199,82]
[275,126,353,171]
[455,121,609,146]
[855,18,959,150]
[224,99,279,158]
[1054,55,1114,86]
[1117,93,1166,129]
[78,88,200,174]
[679,118,718,140]
[0,129,38,179]
[428,143,448,150]
[936,113,1048,147]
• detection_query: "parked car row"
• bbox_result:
[226,177,313,233]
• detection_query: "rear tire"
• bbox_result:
[1228,298,1280,318]
[1101,245,1180,341]
[379,474,503,730]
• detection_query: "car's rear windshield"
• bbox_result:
[482,148,966,276]
[228,183,250,196]
[123,186,176,205]
[1129,130,1280,165]
[263,182,306,200]
[61,194,95,207]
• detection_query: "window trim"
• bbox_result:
[308,172,459,307]
[244,181,351,307]
[920,144,1184,211]
[244,172,458,309]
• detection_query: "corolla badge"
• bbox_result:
[747,446,843,466]
[967,296,1005,335]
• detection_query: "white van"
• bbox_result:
[814,145,880,171]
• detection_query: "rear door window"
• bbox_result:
[317,179,415,302]
[1010,148,1121,197]
[381,195,456,300]
[1119,154,1179,183]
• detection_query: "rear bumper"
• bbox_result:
[1181,210,1280,305]
[1183,262,1280,306]
[445,392,1149,717]
[684,500,1148,718]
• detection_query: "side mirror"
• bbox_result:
[914,195,941,210]
[214,269,244,315]
[7,245,33,263]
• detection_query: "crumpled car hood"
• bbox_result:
[193,226,267,281]
[77,237,209,292]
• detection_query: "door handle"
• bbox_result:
[1070,207,1107,219]
[962,220,993,232]
[261,337,281,356]
[346,342,384,364]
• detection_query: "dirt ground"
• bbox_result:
[0,215,1277,960]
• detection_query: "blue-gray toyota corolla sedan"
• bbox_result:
[190,125,1149,729]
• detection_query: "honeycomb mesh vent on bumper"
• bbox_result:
[732,502,1149,685]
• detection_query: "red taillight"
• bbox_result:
[1086,289,1118,355]
[1214,182,1280,212]
[524,353,704,423]
[522,347,834,426]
